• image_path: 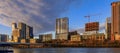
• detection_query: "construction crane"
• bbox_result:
[84,13,101,23]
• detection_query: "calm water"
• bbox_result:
[13,48,120,53]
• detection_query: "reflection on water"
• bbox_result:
[14,48,120,53]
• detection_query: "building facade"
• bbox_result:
[84,22,99,36]
[81,33,105,41]
[12,23,17,31]
[0,34,9,42]
[114,34,120,40]
[85,22,99,31]
[12,29,21,42]
[18,22,26,39]
[56,17,69,40]
[105,17,111,40]
[29,39,36,43]
[26,26,33,39]
[12,23,20,42]
[71,35,81,41]
[111,2,120,35]
[83,31,98,35]
[39,34,52,42]
[20,39,26,43]
[12,22,34,43]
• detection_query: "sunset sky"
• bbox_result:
[0,0,117,38]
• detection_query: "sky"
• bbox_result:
[0,0,117,38]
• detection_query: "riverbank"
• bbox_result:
[2,40,120,48]
[11,43,120,48]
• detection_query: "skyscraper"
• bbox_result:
[26,25,33,39]
[12,22,34,42]
[12,23,20,42]
[0,34,9,42]
[18,22,26,39]
[12,28,21,42]
[111,2,120,35]
[12,23,17,31]
[105,17,111,40]
[56,17,69,40]
[29,26,33,38]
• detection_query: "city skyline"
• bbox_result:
[0,0,117,38]
[1,1,120,51]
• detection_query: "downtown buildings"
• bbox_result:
[6,1,120,43]
[12,22,33,43]
[82,22,105,41]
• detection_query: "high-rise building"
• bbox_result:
[12,23,17,31]
[0,34,9,42]
[105,17,111,40]
[26,26,33,39]
[12,22,34,42]
[111,2,120,35]
[12,28,21,42]
[56,17,69,40]
[12,23,20,42]
[18,22,26,39]
[29,26,33,38]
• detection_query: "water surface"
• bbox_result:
[13,48,120,53]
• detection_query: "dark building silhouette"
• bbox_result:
[26,26,33,39]
[0,34,9,42]
[18,22,26,39]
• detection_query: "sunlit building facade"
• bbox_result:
[12,29,21,42]
[114,34,120,40]
[12,23,20,42]
[56,17,69,40]
[85,22,99,31]
[39,34,52,42]
[105,17,111,40]
[81,33,105,41]
[12,22,34,43]
[111,2,120,35]
[84,22,99,35]
[71,35,81,41]
[29,39,36,43]
[12,23,17,31]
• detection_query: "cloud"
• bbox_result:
[76,28,85,34]
[99,23,105,32]
[0,0,75,34]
